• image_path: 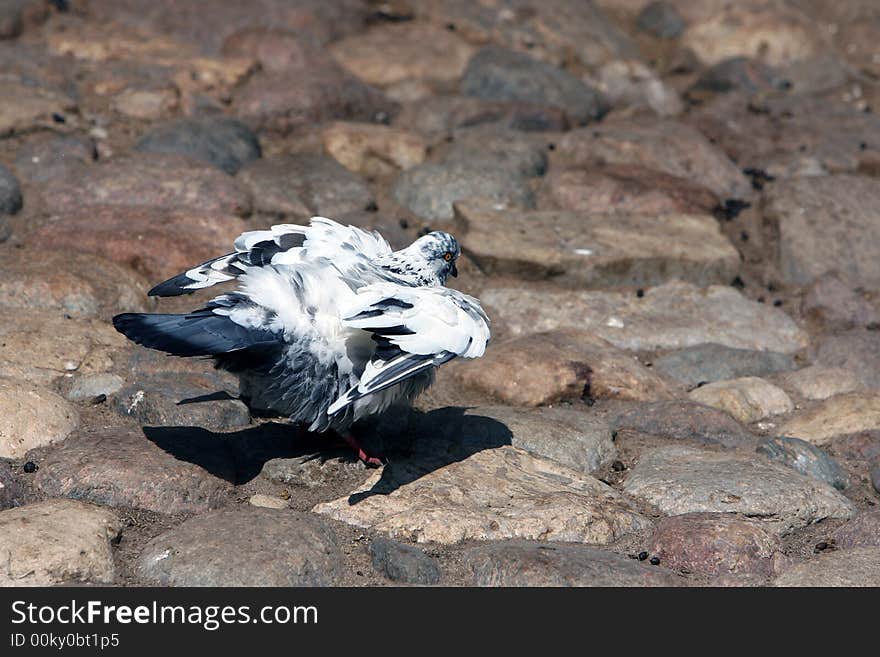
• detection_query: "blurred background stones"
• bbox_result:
[0,0,878,587]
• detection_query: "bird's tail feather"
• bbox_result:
[112,311,275,358]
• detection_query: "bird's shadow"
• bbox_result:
[141,406,512,502]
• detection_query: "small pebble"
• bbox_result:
[612,460,626,472]
[649,556,661,565]
[23,461,38,474]
[92,393,107,405]
[636,289,645,298]
[638,551,648,561]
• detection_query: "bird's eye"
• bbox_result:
[443,252,453,262]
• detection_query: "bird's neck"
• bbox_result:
[376,252,445,287]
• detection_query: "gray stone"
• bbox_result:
[690,57,780,95]
[238,154,372,219]
[482,281,809,354]
[461,46,607,126]
[139,507,343,586]
[0,162,22,216]
[654,344,796,387]
[392,161,534,222]
[0,499,121,587]
[32,428,234,514]
[135,116,262,175]
[394,96,568,141]
[463,541,682,586]
[611,400,757,449]
[872,461,880,495]
[66,374,125,402]
[623,446,855,534]
[116,374,251,432]
[14,133,96,184]
[757,436,849,490]
[637,1,686,39]
[773,548,880,587]
[440,130,548,178]
[369,537,440,585]
[262,453,365,489]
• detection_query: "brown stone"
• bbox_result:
[611,400,758,449]
[231,61,394,134]
[773,547,880,587]
[691,94,880,180]
[0,310,128,386]
[330,22,475,86]
[0,499,121,587]
[765,175,880,286]
[0,248,150,320]
[0,378,79,459]
[832,510,880,549]
[778,393,880,446]
[321,122,427,177]
[677,0,824,66]
[39,153,253,217]
[456,201,738,288]
[0,78,76,137]
[30,206,244,282]
[649,513,783,577]
[537,165,718,215]
[450,329,674,406]
[556,119,751,199]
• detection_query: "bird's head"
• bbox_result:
[407,231,460,283]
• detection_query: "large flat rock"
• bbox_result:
[623,446,854,534]
[457,201,739,288]
[482,281,808,354]
[313,445,651,545]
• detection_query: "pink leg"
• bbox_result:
[341,431,384,467]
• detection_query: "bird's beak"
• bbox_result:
[451,263,458,277]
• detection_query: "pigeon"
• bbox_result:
[113,217,490,464]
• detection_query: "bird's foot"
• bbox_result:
[341,432,384,468]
